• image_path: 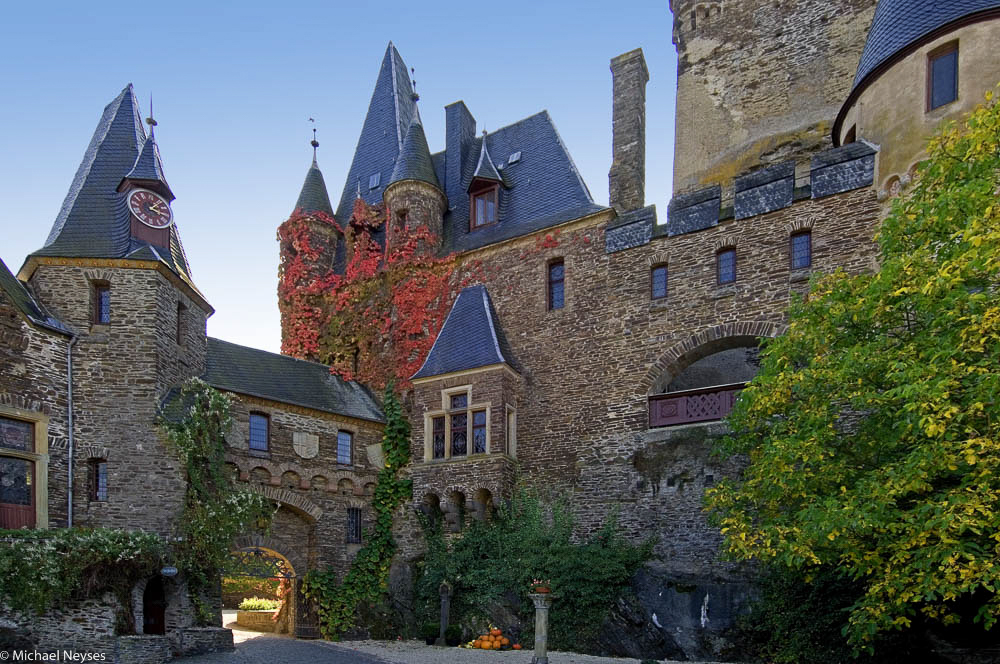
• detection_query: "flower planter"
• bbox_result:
[235,609,278,632]
[531,586,551,594]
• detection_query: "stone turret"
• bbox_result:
[383,116,447,256]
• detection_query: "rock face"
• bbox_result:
[595,563,754,661]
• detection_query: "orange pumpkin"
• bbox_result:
[491,628,502,636]
[513,643,522,650]
[501,637,510,645]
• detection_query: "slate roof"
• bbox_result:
[853,0,1000,89]
[124,135,173,198]
[412,285,518,380]
[388,118,441,189]
[438,112,604,253]
[470,137,503,185]
[331,45,605,263]
[0,257,70,335]
[26,84,197,293]
[294,155,336,217]
[203,337,384,423]
[335,42,418,224]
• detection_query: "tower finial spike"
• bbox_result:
[410,66,419,102]
[145,94,157,137]
[309,118,319,164]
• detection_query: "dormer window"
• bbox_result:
[470,184,498,229]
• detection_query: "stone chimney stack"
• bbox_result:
[608,48,649,215]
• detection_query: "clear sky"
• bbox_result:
[0,0,677,354]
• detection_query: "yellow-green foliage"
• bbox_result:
[706,89,1000,648]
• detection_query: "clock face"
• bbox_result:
[128,189,173,228]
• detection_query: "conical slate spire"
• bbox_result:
[26,84,195,287]
[388,117,440,189]
[295,157,335,218]
[470,132,503,187]
[335,42,419,222]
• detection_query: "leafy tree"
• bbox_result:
[706,90,1000,649]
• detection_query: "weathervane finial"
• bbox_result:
[145,94,157,137]
[309,118,319,163]
[410,67,419,102]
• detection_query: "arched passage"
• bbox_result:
[644,322,784,428]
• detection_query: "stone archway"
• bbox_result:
[643,321,785,395]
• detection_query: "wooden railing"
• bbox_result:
[648,383,746,428]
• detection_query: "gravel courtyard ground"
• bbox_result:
[178,612,729,664]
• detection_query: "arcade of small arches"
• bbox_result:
[225,456,377,497]
[418,485,500,532]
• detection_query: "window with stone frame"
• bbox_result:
[790,231,812,270]
[248,412,269,454]
[423,388,491,461]
[0,415,39,529]
[717,248,736,285]
[548,259,565,310]
[651,264,668,300]
[337,430,353,466]
[346,507,362,544]
[92,281,110,325]
[89,458,108,502]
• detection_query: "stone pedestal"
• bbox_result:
[529,592,554,664]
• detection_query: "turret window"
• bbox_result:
[790,231,812,270]
[651,264,668,300]
[93,282,110,325]
[470,185,498,229]
[548,259,565,310]
[928,43,958,110]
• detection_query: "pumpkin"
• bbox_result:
[491,628,502,636]
[513,643,522,650]
[501,637,510,645]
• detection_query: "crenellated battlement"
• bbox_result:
[606,141,876,254]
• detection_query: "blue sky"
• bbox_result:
[0,0,677,353]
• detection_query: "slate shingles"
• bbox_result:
[412,285,517,380]
[203,337,384,423]
[854,0,1000,89]
[388,118,440,189]
[295,158,336,217]
[0,257,70,335]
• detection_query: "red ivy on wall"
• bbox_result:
[277,199,464,391]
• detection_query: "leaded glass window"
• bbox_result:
[791,231,812,270]
[472,410,487,454]
[432,417,445,459]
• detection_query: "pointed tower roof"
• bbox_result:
[295,136,335,217]
[388,117,441,189]
[469,133,503,188]
[335,42,419,222]
[412,285,518,380]
[24,85,197,294]
[123,134,174,199]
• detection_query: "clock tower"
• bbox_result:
[117,114,175,251]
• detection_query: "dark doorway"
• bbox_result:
[143,576,167,635]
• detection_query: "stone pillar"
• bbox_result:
[529,592,554,664]
[608,48,649,215]
[435,581,453,647]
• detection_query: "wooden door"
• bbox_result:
[0,457,34,528]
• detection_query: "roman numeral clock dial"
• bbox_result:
[128,189,173,228]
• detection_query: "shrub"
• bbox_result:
[420,622,440,640]
[238,596,280,611]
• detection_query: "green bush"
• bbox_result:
[222,576,280,599]
[445,623,462,642]
[238,596,280,611]
[415,489,653,653]
[419,621,440,640]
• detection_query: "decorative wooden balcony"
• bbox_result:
[648,383,746,428]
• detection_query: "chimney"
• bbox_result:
[608,48,649,214]
[445,101,476,207]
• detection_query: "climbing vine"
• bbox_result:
[278,199,470,390]
[158,378,274,625]
[301,385,413,639]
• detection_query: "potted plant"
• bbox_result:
[445,624,462,647]
[530,578,551,593]
[420,621,440,646]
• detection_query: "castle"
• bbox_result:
[2,0,999,660]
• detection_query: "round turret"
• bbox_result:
[835,0,1000,197]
